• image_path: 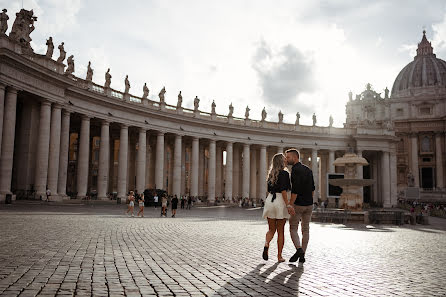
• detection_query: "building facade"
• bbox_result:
[0,8,416,207]
[346,31,446,202]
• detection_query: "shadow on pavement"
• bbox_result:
[212,262,304,296]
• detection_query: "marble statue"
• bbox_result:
[45,37,54,58]
[211,100,216,114]
[312,113,317,126]
[86,61,93,81]
[245,106,250,119]
[9,9,36,49]
[261,107,267,121]
[278,111,283,123]
[329,115,333,127]
[366,83,372,91]
[407,171,415,187]
[295,112,300,125]
[159,87,166,103]
[348,91,353,101]
[56,42,66,63]
[356,94,361,100]
[104,68,112,88]
[384,87,389,99]
[0,9,8,35]
[177,91,183,108]
[228,103,234,117]
[124,75,130,93]
[65,55,74,75]
[193,96,200,111]
[143,83,149,99]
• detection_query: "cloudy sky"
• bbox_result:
[2,0,446,126]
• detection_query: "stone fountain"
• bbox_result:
[328,151,374,211]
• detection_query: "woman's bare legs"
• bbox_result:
[276,219,286,262]
[265,218,277,247]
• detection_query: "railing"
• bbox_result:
[129,96,141,103]
[91,84,104,94]
[111,90,123,99]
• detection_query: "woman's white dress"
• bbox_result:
[262,192,290,219]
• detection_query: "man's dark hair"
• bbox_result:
[285,148,300,159]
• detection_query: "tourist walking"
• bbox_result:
[126,191,135,217]
[137,193,145,217]
[161,195,168,217]
[285,148,315,264]
[45,187,51,202]
[262,153,292,262]
[171,195,178,217]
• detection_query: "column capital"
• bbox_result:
[243,143,250,148]
[40,100,52,107]
[62,109,71,117]
[81,114,91,121]
[209,139,216,144]
[6,86,18,94]
[157,131,165,137]
[101,119,110,126]
[138,127,147,133]
[52,103,63,110]
[0,82,6,90]
[120,123,129,129]
[259,144,267,149]
[192,136,200,142]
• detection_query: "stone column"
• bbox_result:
[435,133,444,189]
[47,104,62,197]
[117,125,128,199]
[328,150,335,173]
[311,148,319,202]
[242,144,250,198]
[277,146,284,155]
[259,145,267,201]
[136,128,146,195]
[198,144,205,197]
[173,134,182,197]
[0,84,5,154]
[97,120,110,199]
[372,155,379,204]
[381,151,391,207]
[225,142,233,201]
[250,148,257,199]
[57,110,70,197]
[390,152,397,206]
[190,137,199,197]
[216,145,222,198]
[208,140,216,203]
[410,134,419,187]
[155,132,164,189]
[233,145,240,198]
[34,100,52,197]
[356,150,363,201]
[76,115,90,198]
[0,87,18,197]
[181,142,186,195]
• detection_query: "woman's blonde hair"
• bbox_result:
[267,153,286,185]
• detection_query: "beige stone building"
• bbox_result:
[346,31,446,202]
[2,8,443,207]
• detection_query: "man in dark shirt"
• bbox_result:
[285,148,315,263]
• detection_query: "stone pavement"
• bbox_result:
[0,202,445,297]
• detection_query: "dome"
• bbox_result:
[391,31,446,98]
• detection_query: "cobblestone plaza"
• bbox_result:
[0,203,445,297]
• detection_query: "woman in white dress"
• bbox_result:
[262,153,293,262]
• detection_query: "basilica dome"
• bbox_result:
[391,31,446,98]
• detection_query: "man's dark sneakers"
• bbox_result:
[289,248,304,263]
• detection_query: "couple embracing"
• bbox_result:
[262,149,315,263]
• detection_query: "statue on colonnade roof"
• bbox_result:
[295,112,300,125]
[159,87,166,103]
[9,9,37,50]
[384,87,389,99]
[211,100,216,115]
[278,111,283,124]
[56,42,66,63]
[65,55,74,75]
[245,106,250,119]
[177,91,182,108]
[142,83,149,99]
[104,68,112,88]
[45,37,53,58]
[86,61,93,81]
[261,107,267,121]
[193,96,200,111]
[312,113,317,126]
[228,103,234,117]
[124,75,130,94]
[329,115,333,127]
[0,9,9,35]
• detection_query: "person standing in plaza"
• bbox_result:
[187,195,192,210]
[137,193,145,217]
[45,187,51,202]
[161,195,168,217]
[126,191,135,217]
[285,148,315,264]
[153,192,159,208]
[262,153,292,263]
[180,195,185,209]
[171,195,178,217]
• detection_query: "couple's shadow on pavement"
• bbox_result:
[213,262,304,296]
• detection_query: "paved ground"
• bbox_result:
[0,202,445,297]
